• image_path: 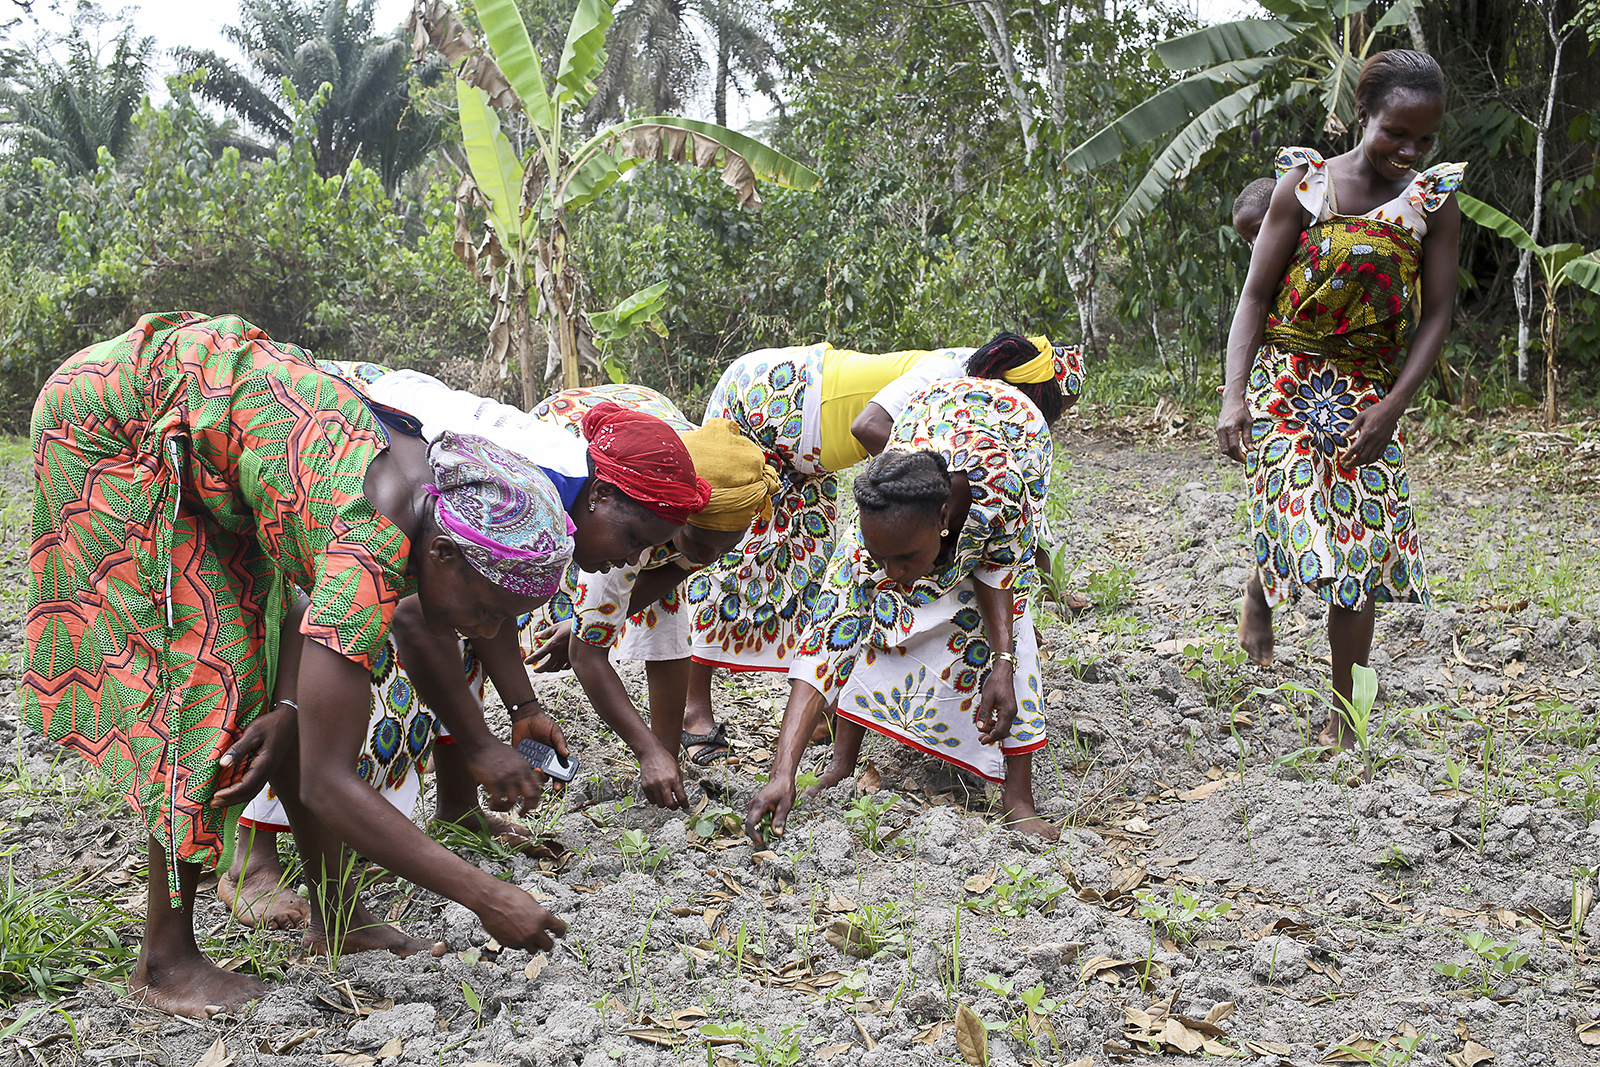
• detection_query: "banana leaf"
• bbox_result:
[556,0,614,105]
[1154,18,1297,69]
[456,79,524,247]
[473,0,554,129]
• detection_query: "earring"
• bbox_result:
[588,500,597,513]
[940,528,949,538]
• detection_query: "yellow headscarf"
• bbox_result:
[1004,336,1057,384]
[680,418,781,532]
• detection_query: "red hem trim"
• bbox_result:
[689,655,788,673]
[834,707,1047,783]
[237,817,291,833]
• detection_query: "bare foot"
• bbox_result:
[803,761,853,798]
[1317,714,1359,752]
[1238,571,1274,667]
[306,901,448,959]
[1002,813,1061,840]
[217,867,309,930]
[129,955,267,1019]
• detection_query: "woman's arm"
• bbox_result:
[1218,170,1310,462]
[744,680,829,846]
[295,638,564,949]
[568,637,688,808]
[971,579,1019,745]
[1340,196,1462,468]
[391,599,545,814]
[850,403,894,457]
[213,596,309,808]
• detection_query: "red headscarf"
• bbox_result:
[580,401,712,524]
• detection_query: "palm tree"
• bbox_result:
[0,16,154,174]
[175,0,443,191]
[585,0,780,129]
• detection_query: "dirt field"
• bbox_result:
[1,411,1598,1067]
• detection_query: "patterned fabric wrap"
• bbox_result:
[688,346,838,670]
[789,377,1051,780]
[1264,147,1466,386]
[680,418,780,532]
[1243,147,1460,611]
[542,544,692,661]
[426,431,575,599]
[23,313,415,888]
[239,633,478,830]
[580,401,710,523]
[1015,335,1085,400]
[1246,349,1428,610]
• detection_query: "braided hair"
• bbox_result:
[1356,49,1445,115]
[853,450,950,522]
[966,331,1065,425]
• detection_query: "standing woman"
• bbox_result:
[23,314,569,1016]
[746,371,1073,845]
[684,335,1080,762]
[1216,49,1463,746]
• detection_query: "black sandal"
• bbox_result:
[681,722,730,767]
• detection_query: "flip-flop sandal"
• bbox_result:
[681,722,730,767]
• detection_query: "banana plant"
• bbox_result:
[1458,193,1600,428]
[1061,0,1420,232]
[409,0,817,402]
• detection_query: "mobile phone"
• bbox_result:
[516,739,579,782]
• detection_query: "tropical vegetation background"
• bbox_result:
[1,0,1596,431]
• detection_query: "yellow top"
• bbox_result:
[819,346,948,471]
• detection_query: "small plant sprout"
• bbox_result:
[616,829,670,872]
[843,793,903,851]
[1260,665,1401,781]
[1134,885,1234,945]
[964,864,1070,919]
[1432,931,1530,996]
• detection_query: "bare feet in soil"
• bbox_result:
[217,866,310,930]
[1238,570,1274,667]
[129,956,267,1019]
[1000,798,1061,841]
[305,902,447,959]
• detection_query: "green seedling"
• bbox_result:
[1181,636,1250,716]
[699,1019,805,1067]
[843,793,902,850]
[975,972,1014,997]
[1261,665,1402,781]
[1085,564,1136,611]
[689,803,739,840]
[964,864,1070,919]
[1134,885,1233,945]
[616,829,670,872]
[461,979,483,1029]
[1432,930,1529,995]
[0,863,136,1000]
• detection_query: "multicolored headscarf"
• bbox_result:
[425,431,575,598]
[679,418,781,532]
[580,401,712,524]
[1013,335,1085,400]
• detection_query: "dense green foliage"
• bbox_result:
[0,0,1595,428]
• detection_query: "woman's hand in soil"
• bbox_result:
[638,744,689,810]
[478,881,566,952]
[1340,400,1401,469]
[975,662,1018,745]
[1216,394,1252,463]
[212,704,297,808]
[462,735,545,815]
[745,779,796,848]
[525,621,572,673]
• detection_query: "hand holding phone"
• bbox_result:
[517,738,579,782]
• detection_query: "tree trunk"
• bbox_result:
[1513,250,1533,381]
[511,265,538,410]
[1518,1,1567,383]
[716,37,730,128]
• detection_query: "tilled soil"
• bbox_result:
[2,419,1599,1067]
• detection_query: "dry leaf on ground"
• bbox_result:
[193,1039,231,1067]
[955,1003,988,1066]
[1445,1039,1496,1067]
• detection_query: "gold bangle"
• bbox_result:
[992,650,1017,669]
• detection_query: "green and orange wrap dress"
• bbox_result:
[23,313,416,897]
[1246,147,1465,611]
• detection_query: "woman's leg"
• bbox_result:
[131,836,268,1017]
[218,825,310,929]
[1238,567,1274,666]
[682,659,718,739]
[1323,600,1377,749]
[1000,752,1059,840]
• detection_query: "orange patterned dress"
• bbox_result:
[24,314,415,889]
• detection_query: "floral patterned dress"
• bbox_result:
[686,344,969,671]
[788,379,1051,783]
[1247,147,1465,610]
[24,316,415,887]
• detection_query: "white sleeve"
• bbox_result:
[365,370,589,477]
[868,353,971,421]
